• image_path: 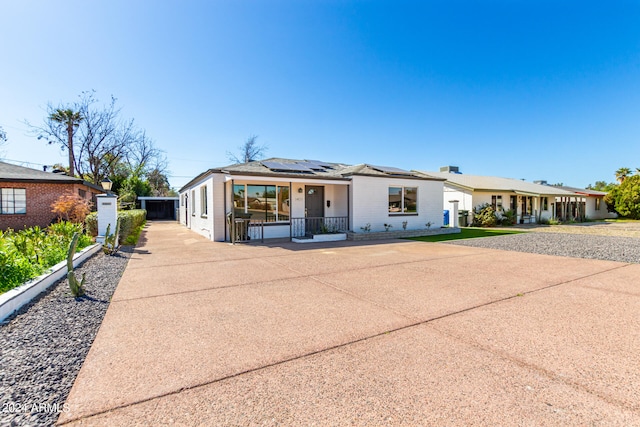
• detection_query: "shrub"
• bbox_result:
[85,212,98,236]
[499,209,517,226]
[85,209,146,242]
[0,222,93,294]
[472,203,498,227]
[51,191,92,224]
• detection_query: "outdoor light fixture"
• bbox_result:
[298,187,303,193]
[100,178,113,192]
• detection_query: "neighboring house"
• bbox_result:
[423,167,578,224]
[179,158,446,242]
[546,184,616,220]
[0,161,104,231]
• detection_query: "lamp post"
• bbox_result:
[100,177,113,193]
[96,178,117,243]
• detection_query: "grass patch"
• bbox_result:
[407,227,525,243]
[604,218,640,223]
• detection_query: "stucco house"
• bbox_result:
[0,161,104,231]
[179,158,449,242]
[547,184,616,220]
[423,167,579,224]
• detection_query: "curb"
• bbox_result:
[0,243,102,323]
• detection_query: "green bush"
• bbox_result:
[85,212,98,236]
[85,210,146,242]
[0,222,94,294]
[499,209,517,226]
[118,209,146,240]
[472,203,498,227]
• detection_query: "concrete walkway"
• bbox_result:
[59,222,640,426]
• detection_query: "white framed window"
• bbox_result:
[200,186,208,217]
[1,188,26,214]
[191,190,196,215]
[595,198,601,211]
[388,186,417,214]
[541,197,549,211]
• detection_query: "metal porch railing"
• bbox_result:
[291,217,348,238]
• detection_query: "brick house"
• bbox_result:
[0,161,105,231]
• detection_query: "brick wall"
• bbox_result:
[0,182,101,231]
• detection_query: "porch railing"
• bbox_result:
[291,216,348,238]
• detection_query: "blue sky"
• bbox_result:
[1,1,639,189]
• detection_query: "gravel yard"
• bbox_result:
[0,249,130,427]
[449,231,640,264]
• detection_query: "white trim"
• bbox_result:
[0,243,102,323]
[223,174,350,185]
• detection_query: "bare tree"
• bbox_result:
[28,91,167,185]
[48,109,83,176]
[0,126,7,158]
[226,135,268,164]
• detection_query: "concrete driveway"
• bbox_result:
[59,222,640,426]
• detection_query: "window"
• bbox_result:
[389,186,417,214]
[200,186,208,216]
[191,190,196,215]
[491,195,503,212]
[1,188,26,214]
[595,198,601,211]
[233,184,290,222]
[541,197,549,211]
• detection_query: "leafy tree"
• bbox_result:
[227,135,268,164]
[607,175,640,219]
[51,192,92,223]
[587,181,616,192]
[48,109,83,176]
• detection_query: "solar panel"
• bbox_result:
[295,161,327,171]
[262,161,314,172]
[304,160,335,169]
[370,165,413,175]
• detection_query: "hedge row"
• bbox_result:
[85,209,147,240]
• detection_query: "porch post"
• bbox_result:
[231,179,235,244]
[449,200,459,228]
[289,181,293,242]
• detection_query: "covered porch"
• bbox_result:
[223,175,350,243]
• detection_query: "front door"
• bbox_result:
[305,186,324,234]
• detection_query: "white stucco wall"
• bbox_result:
[350,175,444,233]
[585,195,617,219]
[179,175,214,240]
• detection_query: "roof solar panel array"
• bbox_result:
[369,165,413,175]
[261,161,314,172]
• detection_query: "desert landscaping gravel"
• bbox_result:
[0,249,130,427]
[449,231,640,264]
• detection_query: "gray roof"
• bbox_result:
[553,185,608,197]
[423,171,578,197]
[0,161,104,192]
[181,158,442,192]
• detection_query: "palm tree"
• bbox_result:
[49,109,82,176]
[615,167,632,183]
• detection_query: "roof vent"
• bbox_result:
[534,180,548,185]
[440,166,460,174]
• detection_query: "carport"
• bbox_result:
[138,196,179,220]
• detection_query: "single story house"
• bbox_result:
[179,158,448,242]
[545,184,616,220]
[0,161,104,231]
[422,167,579,224]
